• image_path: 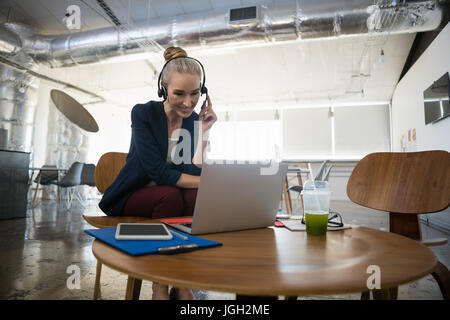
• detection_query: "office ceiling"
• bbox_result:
[1,0,416,110]
[0,0,289,34]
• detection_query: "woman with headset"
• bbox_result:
[99,46,217,299]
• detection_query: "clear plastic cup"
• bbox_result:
[302,181,331,235]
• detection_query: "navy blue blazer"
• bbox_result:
[99,100,202,216]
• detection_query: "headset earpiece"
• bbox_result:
[158,86,167,100]
[201,85,208,96]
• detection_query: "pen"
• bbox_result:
[158,244,198,254]
[170,230,189,241]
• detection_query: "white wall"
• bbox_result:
[391,22,450,232]
[32,82,52,168]
[392,23,450,152]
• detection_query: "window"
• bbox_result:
[283,108,332,158]
[208,120,281,161]
[209,104,390,161]
[334,105,390,158]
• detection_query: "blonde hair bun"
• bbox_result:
[164,46,187,61]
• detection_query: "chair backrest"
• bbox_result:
[35,165,58,185]
[94,152,128,194]
[80,163,96,186]
[59,162,84,187]
[347,151,450,214]
[314,160,329,181]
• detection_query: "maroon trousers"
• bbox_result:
[123,185,198,218]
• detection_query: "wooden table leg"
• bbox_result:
[388,287,398,300]
[93,261,102,300]
[372,287,398,300]
[125,276,142,300]
[236,294,278,300]
[431,261,450,300]
[361,291,370,300]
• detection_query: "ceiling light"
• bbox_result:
[379,49,386,63]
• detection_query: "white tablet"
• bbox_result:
[115,223,173,240]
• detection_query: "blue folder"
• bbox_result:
[85,227,222,256]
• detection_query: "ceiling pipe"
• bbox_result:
[0,0,444,68]
[0,26,21,55]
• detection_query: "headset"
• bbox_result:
[157,56,208,101]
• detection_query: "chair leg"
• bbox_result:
[28,171,35,186]
[57,172,61,204]
[125,276,142,300]
[372,289,387,300]
[283,177,292,214]
[387,287,398,300]
[371,287,398,300]
[93,261,102,300]
[32,172,42,207]
[73,187,86,210]
[67,188,74,209]
[431,261,450,300]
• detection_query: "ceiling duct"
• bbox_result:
[0,0,443,68]
[229,6,259,23]
[0,0,444,153]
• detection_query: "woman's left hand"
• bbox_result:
[199,95,217,133]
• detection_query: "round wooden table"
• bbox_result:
[91,219,437,299]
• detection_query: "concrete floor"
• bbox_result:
[0,197,448,300]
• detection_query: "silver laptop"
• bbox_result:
[165,161,288,235]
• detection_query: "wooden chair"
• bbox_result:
[347,151,450,300]
[83,152,152,299]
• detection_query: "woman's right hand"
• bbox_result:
[199,95,217,133]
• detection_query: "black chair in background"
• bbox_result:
[80,163,96,187]
[32,165,59,207]
[80,163,97,204]
[286,160,333,215]
[50,162,84,209]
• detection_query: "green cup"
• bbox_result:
[305,212,328,235]
[303,181,331,236]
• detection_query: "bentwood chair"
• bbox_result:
[347,151,450,300]
[82,152,152,299]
